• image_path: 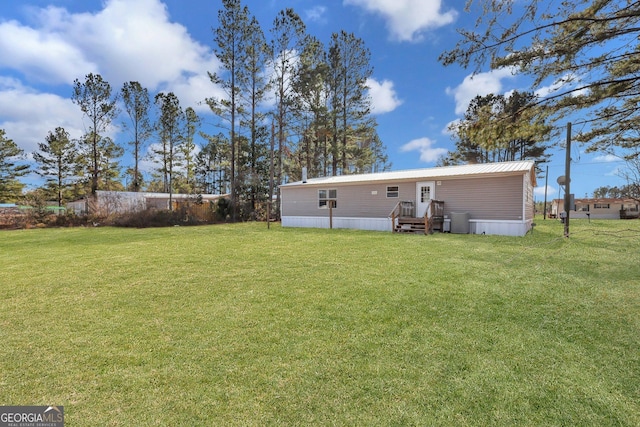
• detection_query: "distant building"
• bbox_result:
[67,191,225,216]
[551,198,639,219]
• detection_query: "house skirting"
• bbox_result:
[469,219,531,236]
[282,216,392,232]
[282,216,532,236]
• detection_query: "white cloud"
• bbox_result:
[0,0,225,155]
[605,167,622,177]
[169,73,226,114]
[0,78,84,153]
[535,79,566,100]
[445,68,517,115]
[261,49,301,110]
[0,19,96,84]
[593,154,622,163]
[140,143,163,174]
[535,185,556,198]
[367,78,402,114]
[442,119,460,136]
[33,0,220,90]
[0,0,221,91]
[399,137,447,163]
[344,0,457,42]
[305,6,328,24]
[535,73,590,99]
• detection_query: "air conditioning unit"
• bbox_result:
[450,212,470,234]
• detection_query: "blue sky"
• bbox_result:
[0,0,630,200]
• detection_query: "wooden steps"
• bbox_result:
[395,217,426,233]
[390,200,445,235]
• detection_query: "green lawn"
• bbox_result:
[1,219,639,426]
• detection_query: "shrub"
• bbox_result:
[214,197,232,221]
[112,208,205,228]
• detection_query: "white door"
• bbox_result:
[416,181,435,217]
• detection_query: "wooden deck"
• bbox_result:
[390,199,445,235]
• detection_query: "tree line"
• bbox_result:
[439,90,552,170]
[439,0,640,196]
[6,0,639,211]
[0,0,390,219]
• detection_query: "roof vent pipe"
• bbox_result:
[302,167,307,183]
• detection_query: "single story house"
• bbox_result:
[67,191,225,216]
[280,160,536,236]
[551,197,639,219]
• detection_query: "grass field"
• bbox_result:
[1,219,639,426]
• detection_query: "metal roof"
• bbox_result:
[281,161,536,187]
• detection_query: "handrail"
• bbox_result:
[391,200,446,234]
[387,201,402,218]
[424,201,431,235]
[389,201,401,233]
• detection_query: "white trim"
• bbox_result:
[317,188,337,209]
[415,181,435,217]
[281,160,535,187]
[522,174,527,222]
[386,185,399,198]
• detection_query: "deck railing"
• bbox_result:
[425,200,445,234]
[389,201,402,231]
[389,201,416,232]
[390,199,444,233]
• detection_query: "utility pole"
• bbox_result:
[543,165,549,220]
[268,122,275,229]
[564,122,572,238]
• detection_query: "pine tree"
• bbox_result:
[154,92,184,209]
[96,136,124,191]
[327,31,374,175]
[0,129,29,202]
[179,107,201,194]
[240,15,271,213]
[121,81,152,192]
[207,0,250,220]
[445,91,551,169]
[33,127,78,206]
[270,8,306,216]
[71,73,118,201]
[440,1,640,157]
[197,132,230,195]
[292,35,329,178]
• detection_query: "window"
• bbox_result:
[578,204,589,212]
[386,186,399,198]
[594,203,610,209]
[318,189,337,209]
[420,185,431,203]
